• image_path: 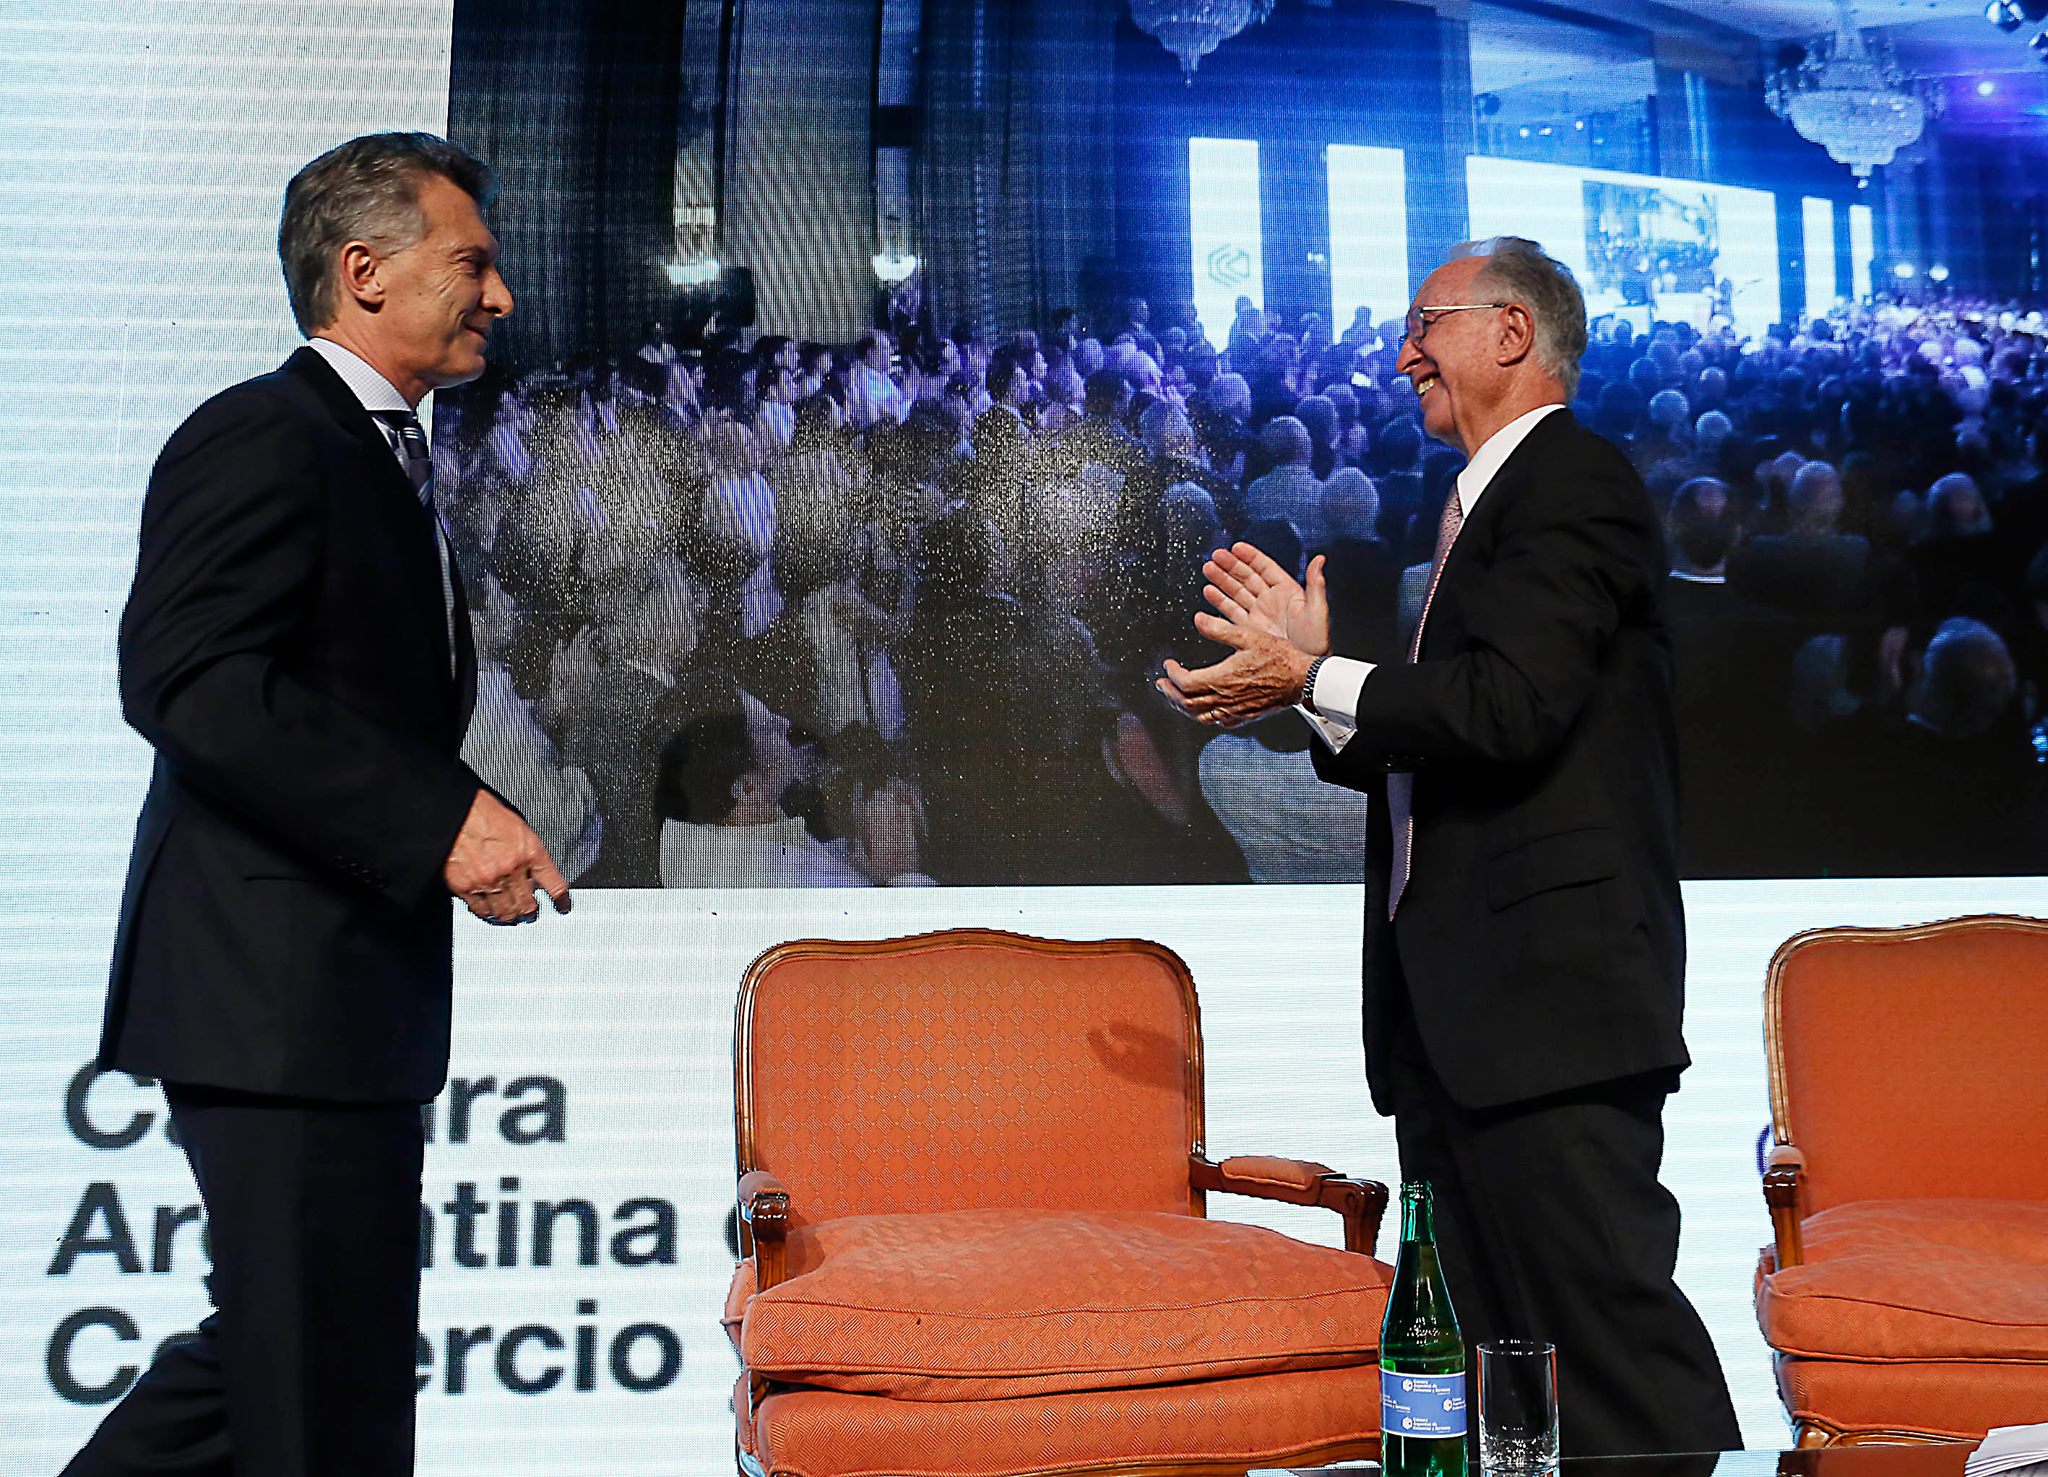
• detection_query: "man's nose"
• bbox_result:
[485,268,514,318]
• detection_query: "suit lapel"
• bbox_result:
[284,348,464,706]
[1417,410,1577,658]
[286,347,417,499]
[1460,408,1574,544]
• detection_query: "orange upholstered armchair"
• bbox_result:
[726,929,1394,1477]
[1755,914,2048,1446]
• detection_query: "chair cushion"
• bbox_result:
[748,1360,1384,1477]
[1757,1199,2048,1362]
[1776,1354,2048,1442]
[728,1207,1392,1400]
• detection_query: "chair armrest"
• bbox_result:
[1191,1153,1390,1257]
[1761,1143,1807,1270]
[738,1169,792,1292]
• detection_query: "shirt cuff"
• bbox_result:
[1312,655,1373,726]
[1296,705,1355,752]
[1294,655,1374,753]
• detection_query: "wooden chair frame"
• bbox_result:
[731,928,1390,1477]
[1761,913,2048,1448]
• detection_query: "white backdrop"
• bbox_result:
[4,7,2044,1473]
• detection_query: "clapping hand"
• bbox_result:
[1204,543,1330,656]
[1155,543,1327,728]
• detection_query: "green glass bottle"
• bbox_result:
[1379,1181,1468,1477]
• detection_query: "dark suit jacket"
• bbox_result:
[100,347,482,1103]
[1313,410,1689,1112]
[1661,576,1786,878]
[1322,536,1405,669]
[1726,531,1871,619]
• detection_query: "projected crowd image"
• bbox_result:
[432,5,2048,890]
[440,291,2048,885]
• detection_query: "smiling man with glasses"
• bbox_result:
[1399,300,1511,352]
[1158,236,1740,1457]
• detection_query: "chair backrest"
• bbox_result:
[736,930,1204,1228]
[1766,914,2048,1214]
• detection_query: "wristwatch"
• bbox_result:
[1300,654,1329,710]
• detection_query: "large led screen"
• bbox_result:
[1465,156,1783,340]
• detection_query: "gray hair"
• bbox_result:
[1450,236,1588,399]
[1648,389,1690,430]
[1208,372,1252,421]
[1928,471,1991,538]
[1912,617,2015,739]
[1323,467,1380,543]
[1139,402,1194,460]
[1261,416,1312,467]
[279,132,497,334]
[1788,459,1843,533]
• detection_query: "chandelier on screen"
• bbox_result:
[1766,0,1944,178]
[1128,0,1274,82]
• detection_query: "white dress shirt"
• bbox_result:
[1301,402,1565,751]
[658,815,870,888]
[306,337,458,669]
[846,361,907,430]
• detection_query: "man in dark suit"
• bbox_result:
[1159,238,1738,1455]
[66,133,569,1477]
[1726,459,1871,619]
[1661,476,1790,875]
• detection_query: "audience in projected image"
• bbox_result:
[442,287,2048,886]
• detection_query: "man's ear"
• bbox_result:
[1496,302,1537,369]
[335,240,385,312]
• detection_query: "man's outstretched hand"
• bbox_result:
[1154,542,1324,728]
[1204,543,1330,658]
[444,790,571,925]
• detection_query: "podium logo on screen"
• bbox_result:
[1207,244,1252,288]
[43,1065,691,1406]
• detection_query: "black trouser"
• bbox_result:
[1381,982,1742,1458]
[62,1084,425,1477]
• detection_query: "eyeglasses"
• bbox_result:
[1400,302,1512,352]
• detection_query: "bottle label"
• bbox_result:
[1381,1368,1467,1439]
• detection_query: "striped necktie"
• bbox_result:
[371,409,456,673]
[1386,489,1465,918]
[373,410,434,505]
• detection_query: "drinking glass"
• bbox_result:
[1477,1339,1559,1477]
